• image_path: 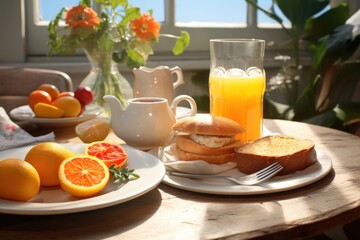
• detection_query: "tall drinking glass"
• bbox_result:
[209,39,266,142]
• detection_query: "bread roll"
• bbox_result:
[173,114,244,136]
[173,114,244,164]
[235,135,317,175]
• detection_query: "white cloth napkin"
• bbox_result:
[161,144,237,174]
[0,107,55,151]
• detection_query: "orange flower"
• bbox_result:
[65,5,100,29]
[131,13,160,41]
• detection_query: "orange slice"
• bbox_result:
[58,155,110,197]
[75,118,111,143]
[85,141,128,168]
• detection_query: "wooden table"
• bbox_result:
[1,119,360,239]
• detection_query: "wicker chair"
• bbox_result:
[0,66,73,114]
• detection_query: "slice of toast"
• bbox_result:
[235,135,317,175]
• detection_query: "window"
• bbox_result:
[26,0,291,57]
[23,0,359,65]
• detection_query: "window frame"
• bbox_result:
[25,0,290,56]
[1,0,357,70]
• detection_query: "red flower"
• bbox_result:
[131,13,160,41]
[65,5,100,29]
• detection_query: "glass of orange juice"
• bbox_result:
[209,39,266,142]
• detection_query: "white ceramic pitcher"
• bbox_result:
[132,66,184,103]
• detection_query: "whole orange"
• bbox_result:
[25,142,75,187]
[38,84,60,101]
[0,158,40,202]
[51,96,81,117]
[28,90,52,111]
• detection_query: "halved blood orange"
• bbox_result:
[84,141,128,168]
[58,155,110,198]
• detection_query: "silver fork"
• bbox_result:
[167,162,283,185]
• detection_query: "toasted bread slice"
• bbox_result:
[235,135,317,175]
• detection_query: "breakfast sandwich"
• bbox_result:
[172,114,244,164]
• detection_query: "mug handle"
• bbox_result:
[170,66,185,89]
[171,95,197,119]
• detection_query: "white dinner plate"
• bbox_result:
[176,106,193,120]
[9,105,104,128]
[162,148,332,195]
[0,144,166,215]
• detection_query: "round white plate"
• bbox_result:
[176,106,193,120]
[0,144,166,215]
[9,105,104,128]
[162,148,332,195]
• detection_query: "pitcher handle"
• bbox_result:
[170,66,185,89]
[171,95,197,119]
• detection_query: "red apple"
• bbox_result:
[74,86,94,105]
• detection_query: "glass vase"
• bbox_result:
[80,48,133,116]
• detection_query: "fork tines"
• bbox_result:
[256,162,283,180]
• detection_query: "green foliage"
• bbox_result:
[246,0,360,132]
[173,31,191,55]
[109,165,140,185]
[48,0,190,69]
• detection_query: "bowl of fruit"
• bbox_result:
[10,84,104,128]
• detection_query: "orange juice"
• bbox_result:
[209,74,266,142]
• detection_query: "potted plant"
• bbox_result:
[246,0,360,134]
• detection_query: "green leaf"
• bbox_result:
[312,37,328,69]
[293,74,321,120]
[110,0,128,9]
[96,0,127,9]
[334,102,360,125]
[127,48,145,68]
[276,0,329,32]
[47,7,67,56]
[302,109,340,128]
[245,0,283,24]
[172,31,190,55]
[122,7,141,24]
[325,24,360,60]
[109,165,140,185]
[112,50,127,63]
[96,0,110,8]
[81,0,91,7]
[304,4,349,41]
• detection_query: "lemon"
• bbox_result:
[75,118,111,143]
[34,102,64,118]
[25,142,75,187]
[0,158,40,202]
[51,96,81,117]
